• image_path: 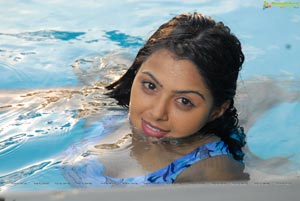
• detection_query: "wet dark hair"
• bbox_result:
[106,13,246,161]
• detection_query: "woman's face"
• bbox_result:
[129,49,221,139]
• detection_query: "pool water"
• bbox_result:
[1,0,300,191]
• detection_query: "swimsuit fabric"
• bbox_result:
[62,140,232,187]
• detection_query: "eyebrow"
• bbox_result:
[142,71,206,101]
[142,71,163,88]
[173,90,206,101]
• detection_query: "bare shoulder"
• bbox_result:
[175,155,249,183]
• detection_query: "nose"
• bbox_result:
[149,95,169,121]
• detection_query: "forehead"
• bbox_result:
[140,49,208,90]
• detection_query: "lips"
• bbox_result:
[141,119,170,138]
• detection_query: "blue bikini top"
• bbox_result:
[62,140,232,187]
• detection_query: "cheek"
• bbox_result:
[129,81,154,115]
[171,110,211,135]
[176,118,203,134]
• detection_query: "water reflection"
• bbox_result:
[1,50,300,190]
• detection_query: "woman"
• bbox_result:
[103,13,249,183]
[63,13,248,187]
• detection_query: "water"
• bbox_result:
[1,0,300,192]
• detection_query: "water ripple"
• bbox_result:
[104,30,144,48]
[0,160,55,189]
[72,50,132,86]
[0,30,85,42]
[0,133,27,156]
[0,62,31,88]
[16,112,42,121]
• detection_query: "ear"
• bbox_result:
[209,100,231,122]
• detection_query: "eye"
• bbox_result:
[142,81,157,91]
[176,97,195,108]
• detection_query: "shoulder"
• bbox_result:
[175,155,249,183]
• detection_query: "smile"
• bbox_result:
[141,119,170,138]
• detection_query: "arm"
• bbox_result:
[175,155,249,183]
